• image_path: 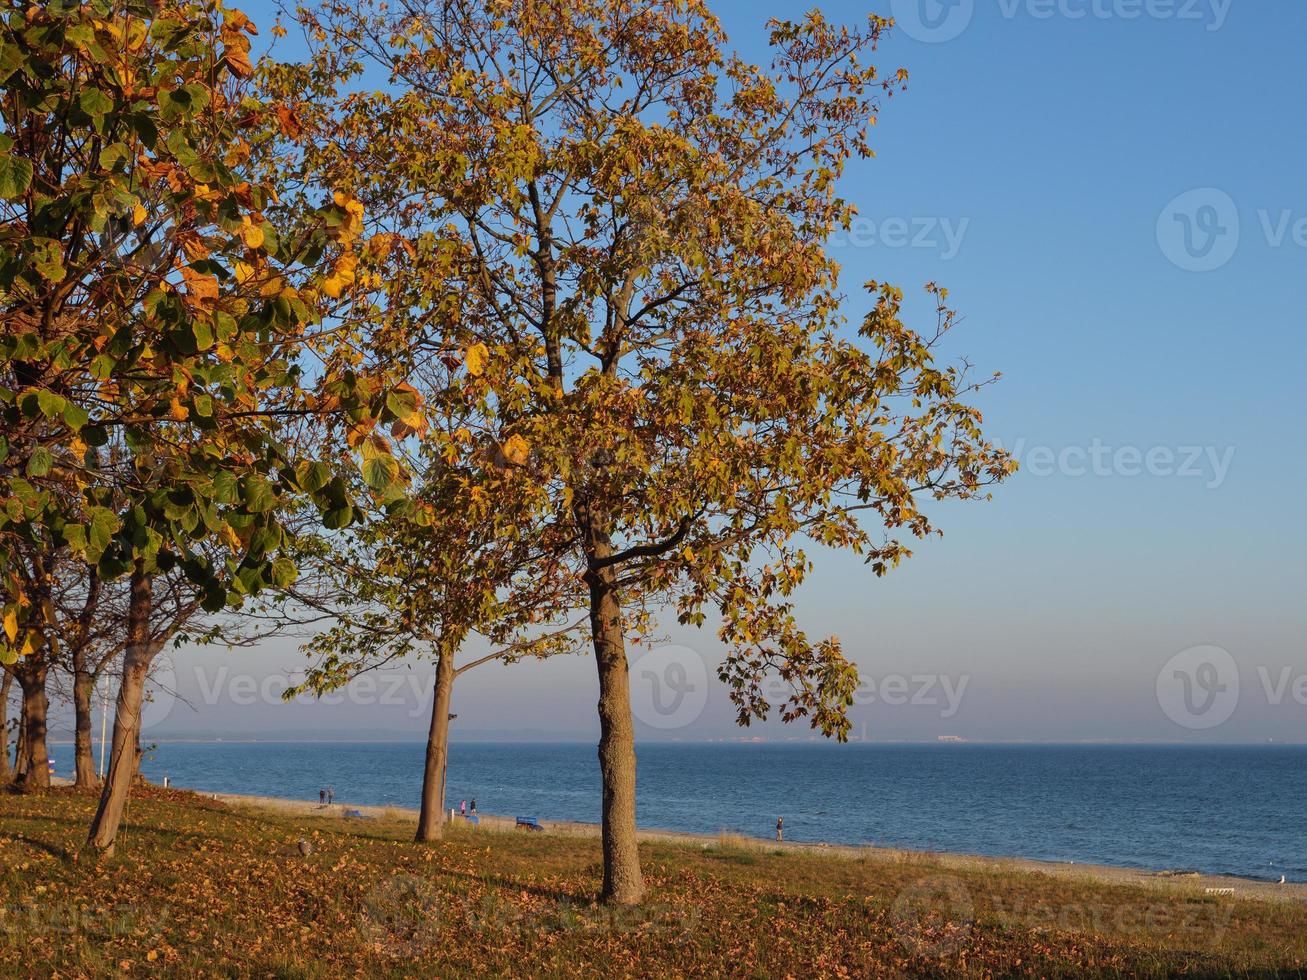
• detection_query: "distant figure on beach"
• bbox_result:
[319,789,325,805]
[326,786,334,805]
[776,816,783,842]
[460,799,467,818]
[470,798,477,815]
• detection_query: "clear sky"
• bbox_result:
[86,0,1306,746]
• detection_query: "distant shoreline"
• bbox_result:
[192,785,1307,904]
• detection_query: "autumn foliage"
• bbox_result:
[4,0,1013,911]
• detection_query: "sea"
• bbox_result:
[135,741,1306,883]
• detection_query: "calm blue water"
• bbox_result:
[139,742,1306,883]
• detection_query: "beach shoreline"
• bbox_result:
[186,785,1306,906]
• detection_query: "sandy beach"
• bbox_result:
[188,785,1307,907]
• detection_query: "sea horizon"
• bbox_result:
[118,741,1307,884]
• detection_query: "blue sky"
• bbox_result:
[103,0,1306,746]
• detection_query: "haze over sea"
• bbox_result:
[135,741,1306,884]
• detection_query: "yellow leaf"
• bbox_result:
[321,276,344,299]
[241,218,265,249]
[334,252,358,281]
[220,524,242,552]
[180,267,219,307]
[503,434,529,465]
[132,203,147,226]
[2,607,16,643]
[234,261,255,285]
[169,396,189,421]
[465,342,489,377]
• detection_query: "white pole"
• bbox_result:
[98,682,109,779]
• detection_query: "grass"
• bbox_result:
[1,785,1304,978]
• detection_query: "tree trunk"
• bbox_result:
[0,668,12,783]
[86,565,153,857]
[14,702,27,779]
[15,661,50,790]
[416,648,455,842]
[73,668,98,789]
[584,535,645,906]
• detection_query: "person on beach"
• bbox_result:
[319,789,325,805]
[470,798,477,815]
[327,786,334,805]
[776,816,783,842]
[460,799,467,818]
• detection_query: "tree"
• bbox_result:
[0,0,399,853]
[48,545,228,789]
[2,538,56,789]
[0,664,11,781]
[301,0,1013,903]
[294,460,581,842]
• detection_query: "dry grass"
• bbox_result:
[1,785,1303,978]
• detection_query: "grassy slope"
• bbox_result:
[0,786,1303,978]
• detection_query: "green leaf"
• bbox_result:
[62,402,89,430]
[0,153,32,200]
[296,460,331,492]
[322,505,353,530]
[200,583,227,613]
[89,353,116,379]
[25,447,52,477]
[87,506,120,557]
[361,453,400,491]
[240,473,277,513]
[270,557,298,589]
[79,88,114,129]
[386,386,420,420]
[36,390,66,418]
[210,471,239,504]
